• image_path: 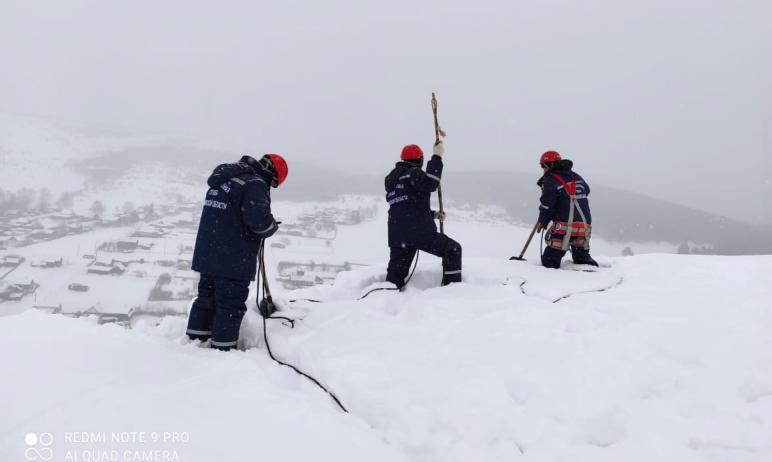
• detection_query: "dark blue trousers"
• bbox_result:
[186,274,250,351]
[387,232,462,287]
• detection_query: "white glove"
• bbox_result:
[433,140,445,157]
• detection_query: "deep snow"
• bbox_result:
[2,253,771,462]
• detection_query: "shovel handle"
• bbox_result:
[516,222,540,259]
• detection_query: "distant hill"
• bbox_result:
[279,163,772,255]
[1,113,768,256]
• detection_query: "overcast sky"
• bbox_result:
[1,0,770,224]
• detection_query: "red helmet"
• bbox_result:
[539,150,562,165]
[401,144,424,161]
[266,153,288,187]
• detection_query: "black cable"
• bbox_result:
[551,276,624,303]
[263,247,420,411]
[288,298,324,303]
[404,250,420,285]
[290,250,420,304]
[260,312,348,412]
[519,275,624,303]
[356,287,397,299]
[358,250,420,300]
[266,315,296,328]
[256,242,348,413]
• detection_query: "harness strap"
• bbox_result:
[552,221,591,236]
[574,197,589,226]
[551,173,589,251]
[551,173,576,195]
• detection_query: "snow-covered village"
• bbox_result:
[1,2,771,462]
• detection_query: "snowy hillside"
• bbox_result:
[4,112,766,253]
[1,115,768,462]
[0,114,144,196]
[2,253,770,461]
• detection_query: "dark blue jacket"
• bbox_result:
[537,164,592,227]
[192,163,278,281]
[385,155,443,247]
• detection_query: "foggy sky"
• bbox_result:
[1,0,770,224]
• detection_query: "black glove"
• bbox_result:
[259,221,279,239]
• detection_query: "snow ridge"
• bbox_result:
[1,254,771,462]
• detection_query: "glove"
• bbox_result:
[253,221,279,239]
[535,222,545,233]
[433,140,445,157]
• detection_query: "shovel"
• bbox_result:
[509,222,540,261]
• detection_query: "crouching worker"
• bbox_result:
[187,154,288,350]
[536,150,598,269]
[385,141,462,288]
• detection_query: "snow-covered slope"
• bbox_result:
[0,114,125,195]
[0,114,199,204]
[2,254,770,461]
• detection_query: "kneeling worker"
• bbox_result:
[536,150,598,268]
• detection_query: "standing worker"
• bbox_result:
[384,141,462,288]
[536,150,598,268]
[187,154,288,350]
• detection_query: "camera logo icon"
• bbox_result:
[24,433,53,461]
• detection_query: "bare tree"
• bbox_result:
[37,188,52,212]
[90,200,106,219]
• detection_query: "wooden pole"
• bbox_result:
[431,92,446,235]
[509,222,540,261]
